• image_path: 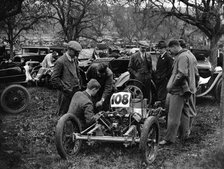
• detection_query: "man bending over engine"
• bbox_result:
[67,79,101,128]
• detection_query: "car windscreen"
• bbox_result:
[78,49,95,60]
[39,49,48,55]
[191,49,210,61]
[23,48,39,54]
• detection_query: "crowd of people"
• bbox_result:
[48,38,199,146]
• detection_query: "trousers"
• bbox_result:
[164,93,190,142]
[57,87,79,115]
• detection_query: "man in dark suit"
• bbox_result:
[86,62,113,111]
[153,40,174,106]
[67,79,101,128]
[128,41,152,101]
[51,41,82,115]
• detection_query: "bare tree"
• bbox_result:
[111,5,138,42]
[47,0,96,41]
[81,0,111,42]
[0,0,51,58]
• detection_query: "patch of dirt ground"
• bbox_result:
[0,87,224,169]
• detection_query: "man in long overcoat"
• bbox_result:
[128,41,152,101]
[51,41,82,115]
[153,40,173,106]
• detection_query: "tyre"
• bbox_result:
[124,82,145,102]
[55,113,82,159]
[0,84,30,114]
[215,78,222,103]
[139,116,159,165]
[124,82,152,105]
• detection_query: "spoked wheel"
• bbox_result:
[55,113,82,159]
[0,84,30,114]
[124,85,144,102]
[139,116,159,165]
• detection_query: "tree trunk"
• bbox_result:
[220,46,224,147]
[209,36,220,69]
[9,42,14,59]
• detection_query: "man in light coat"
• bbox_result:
[159,39,199,145]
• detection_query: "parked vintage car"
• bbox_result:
[0,60,30,113]
[190,49,212,78]
[191,48,223,102]
[78,48,99,72]
[13,46,65,63]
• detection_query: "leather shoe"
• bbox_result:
[159,140,173,146]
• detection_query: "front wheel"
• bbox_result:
[139,116,159,165]
[1,84,30,114]
[55,113,82,159]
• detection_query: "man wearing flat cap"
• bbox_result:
[51,40,82,115]
[153,40,173,106]
[128,41,152,102]
[159,39,199,145]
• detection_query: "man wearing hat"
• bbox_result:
[51,40,82,115]
[128,41,152,101]
[159,39,199,145]
[153,40,173,106]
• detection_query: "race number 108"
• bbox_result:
[110,92,131,107]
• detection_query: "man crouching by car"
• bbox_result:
[67,79,101,128]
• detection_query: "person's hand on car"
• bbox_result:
[96,98,105,108]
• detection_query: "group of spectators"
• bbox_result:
[48,39,199,146]
[129,39,199,145]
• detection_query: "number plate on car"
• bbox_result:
[110,92,131,108]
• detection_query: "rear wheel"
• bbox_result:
[124,84,144,102]
[139,116,159,165]
[1,84,30,114]
[55,113,82,159]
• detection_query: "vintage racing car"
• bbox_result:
[55,90,164,165]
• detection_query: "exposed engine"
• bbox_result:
[98,108,139,136]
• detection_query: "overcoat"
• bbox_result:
[128,51,152,82]
[51,53,81,115]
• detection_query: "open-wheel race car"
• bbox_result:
[55,90,164,165]
[0,60,30,113]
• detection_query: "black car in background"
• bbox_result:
[13,46,65,63]
[190,49,212,78]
